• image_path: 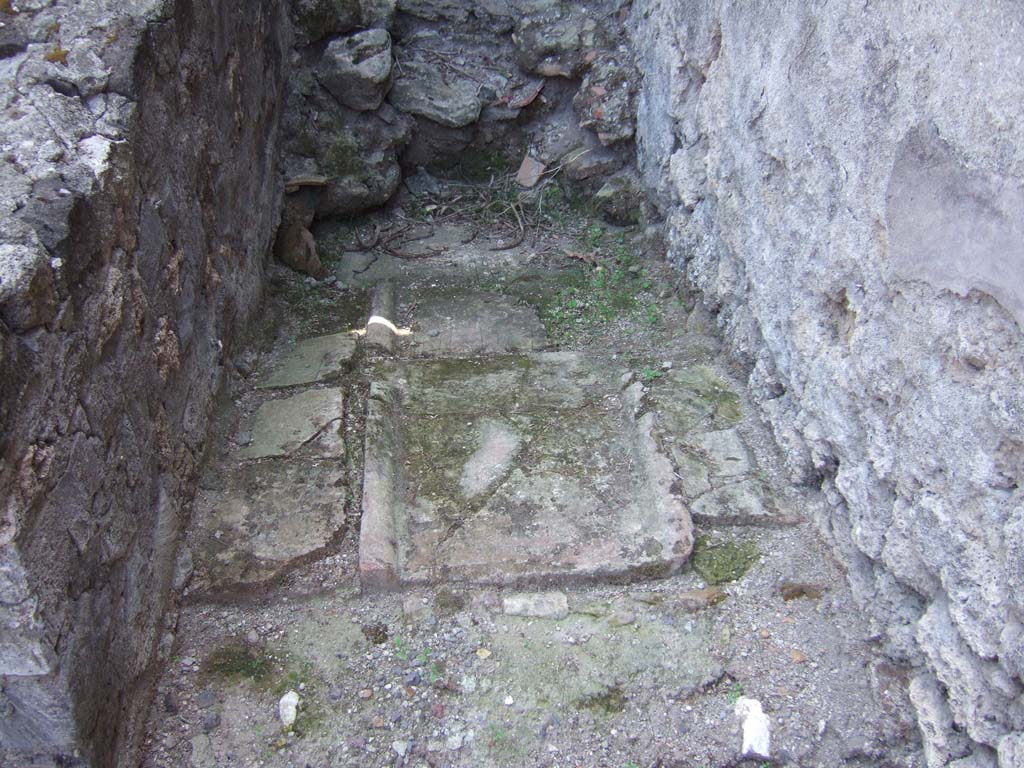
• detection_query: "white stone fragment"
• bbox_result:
[735,696,770,759]
[78,135,114,178]
[502,592,569,619]
[278,690,300,728]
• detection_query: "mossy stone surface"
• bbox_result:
[647,364,743,433]
[691,536,759,585]
[359,352,695,588]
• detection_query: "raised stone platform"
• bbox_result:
[359,352,693,589]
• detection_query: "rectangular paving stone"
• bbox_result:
[358,353,693,590]
[399,286,547,358]
[189,460,348,593]
[258,332,356,389]
[239,388,344,459]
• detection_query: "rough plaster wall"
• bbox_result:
[630,1,1024,765]
[0,0,288,764]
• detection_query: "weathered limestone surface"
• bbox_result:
[239,388,345,460]
[0,0,289,765]
[630,1,1024,763]
[257,332,356,388]
[318,29,393,112]
[397,286,547,358]
[190,459,348,593]
[359,354,695,590]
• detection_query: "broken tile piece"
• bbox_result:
[515,154,547,187]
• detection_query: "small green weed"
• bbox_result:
[414,646,442,683]
[727,681,744,704]
[541,262,643,338]
[584,222,605,250]
[640,366,665,385]
[394,636,409,661]
[646,303,661,325]
[539,182,594,227]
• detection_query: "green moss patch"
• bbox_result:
[577,684,628,714]
[275,279,369,339]
[691,536,759,585]
[324,132,362,178]
[202,641,276,686]
[203,641,327,738]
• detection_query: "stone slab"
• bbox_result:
[239,388,345,459]
[402,287,547,358]
[258,333,356,389]
[191,460,348,591]
[358,353,693,590]
[689,428,754,478]
[691,479,776,527]
[327,223,537,285]
[668,443,712,498]
[643,370,802,526]
[645,365,742,434]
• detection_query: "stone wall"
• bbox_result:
[278,0,636,234]
[0,0,288,764]
[629,2,1024,765]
